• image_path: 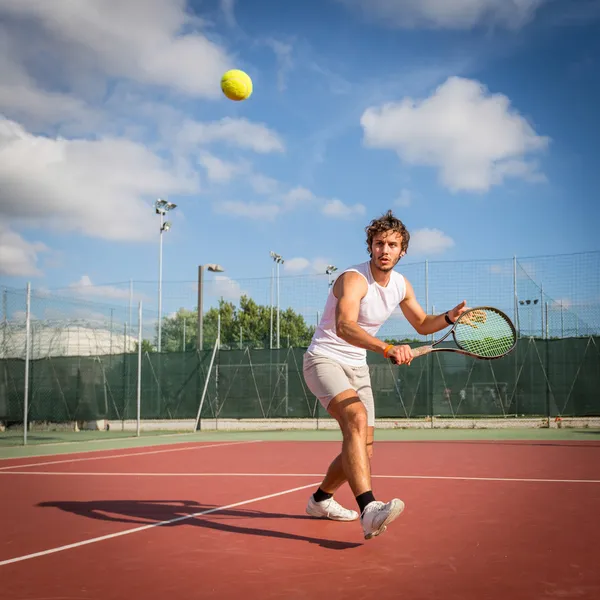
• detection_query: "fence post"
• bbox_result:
[513,255,518,335]
[23,283,31,446]
[425,260,429,341]
[136,301,142,437]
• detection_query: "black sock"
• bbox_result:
[356,490,376,514]
[313,487,333,503]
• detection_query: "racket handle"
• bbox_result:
[410,345,433,358]
[389,344,433,364]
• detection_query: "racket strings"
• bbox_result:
[454,309,515,358]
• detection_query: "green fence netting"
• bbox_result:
[1,338,598,427]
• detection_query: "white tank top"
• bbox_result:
[307,261,406,366]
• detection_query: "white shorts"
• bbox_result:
[302,351,375,426]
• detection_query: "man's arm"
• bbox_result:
[334,272,389,355]
[400,278,468,336]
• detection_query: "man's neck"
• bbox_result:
[369,260,392,286]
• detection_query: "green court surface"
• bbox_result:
[1,427,598,459]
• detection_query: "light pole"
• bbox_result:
[519,298,539,337]
[325,265,338,288]
[197,263,225,351]
[155,199,177,352]
[270,251,284,349]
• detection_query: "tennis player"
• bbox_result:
[303,210,470,539]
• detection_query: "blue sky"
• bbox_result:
[0,0,598,332]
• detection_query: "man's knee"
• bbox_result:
[366,441,374,460]
[340,404,368,435]
[332,399,368,437]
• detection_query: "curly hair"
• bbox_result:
[365,210,410,257]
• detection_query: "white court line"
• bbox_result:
[0,433,242,461]
[0,471,599,483]
[0,431,204,451]
[0,481,319,567]
[0,440,262,471]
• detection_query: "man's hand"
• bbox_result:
[447,300,472,323]
[387,344,413,366]
[448,301,487,328]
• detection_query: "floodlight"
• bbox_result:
[206,264,225,273]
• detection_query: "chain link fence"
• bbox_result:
[1,251,599,445]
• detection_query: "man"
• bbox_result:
[303,210,470,540]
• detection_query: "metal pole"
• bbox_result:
[194,332,219,431]
[183,318,186,352]
[157,212,164,352]
[424,260,429,314]
[277,261,281,349]
[197,265,204,351]
[270,267,274,350]
[560,301,564,338]
[128,279,133,349]
[23,283,31,446]
[545,301,549,339]
[540,284,544,338]
[424,260,429,341]
[137,301,142,437]
[513,255,518,334]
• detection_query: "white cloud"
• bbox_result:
[409,228,455,255]
[215,187,366,222]
[213,201,281,220]
[489,264,512,275]
[219,0,237,27]
[249,173,281,195]
[334,0,548,30]
[0,48,100,131]
[264,38,294,92]
[361,77,550,193]
[68,276,136,301]
[199,152,248,182]
[395,189,412,208]
[284,258,311,273]
[283,257,339,275]
[311,258,336,275]
[0,0,232,105]
[0,225,47,277]
[0,118,198,242]
[178,118,285,154]
[282,186,316,209]
[321,199,367,218]
[210,275,246,303]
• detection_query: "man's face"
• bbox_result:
[371,231,404,272]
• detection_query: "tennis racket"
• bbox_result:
[390,306,516,363]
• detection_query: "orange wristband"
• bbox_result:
[383,344,394,358]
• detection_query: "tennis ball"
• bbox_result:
[221,69,253,101]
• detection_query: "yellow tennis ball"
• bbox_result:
[221,69,253,101]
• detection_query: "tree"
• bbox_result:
[157,296,315,351]
[134,339,155,353]
[158,308,197,352]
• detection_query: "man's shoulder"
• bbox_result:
[391,268,406,282]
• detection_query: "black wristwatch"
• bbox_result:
[444,312,454,325]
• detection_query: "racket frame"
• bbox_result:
[391,306,517,362]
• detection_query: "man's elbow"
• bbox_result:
[413,320,427,336]
[336,319,354,340]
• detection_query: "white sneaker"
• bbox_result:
[306,495,359,521]
[360,499,405,539]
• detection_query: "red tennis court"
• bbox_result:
[2,438,600,599]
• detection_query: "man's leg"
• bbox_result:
[319,426,374,495]
[327,393,403,539]
[326,389,371,496]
